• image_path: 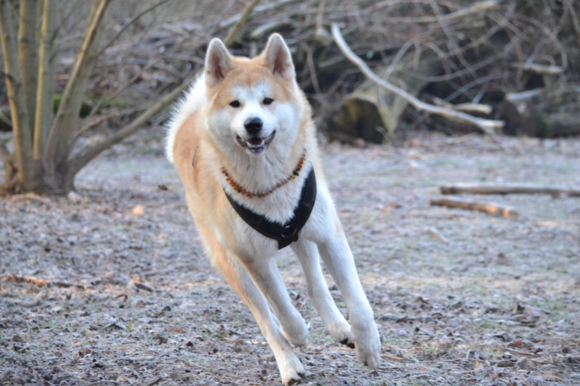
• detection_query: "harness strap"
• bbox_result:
[224,167,317,249]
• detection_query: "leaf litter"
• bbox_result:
[1,129,579,385]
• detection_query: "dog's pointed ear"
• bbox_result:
[205,38,234,87]
[263,34,295,82]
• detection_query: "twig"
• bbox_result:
[0,139,11,161]
[511,62,563,75]
[430,198,517,218]
[97,0,173,58]
[381,353,406,362]
[440,183,580,197]
[0,106,11,127]
[79,57,161,124]
[302,43,322,95]
[379,0,499,24]
[384,41,413,81]
[2,274,90,289]
[331,23,505,136]
[219,0,295,29]
[505,88,544,103]
[223,0,261,47]
[134,282,154,292]
[566,0,580,39]
[71,106,144,145]
[145,377,162,386]
[66,0,260,176]
[432,97,492,115]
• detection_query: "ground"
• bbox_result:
[1,130,579,385]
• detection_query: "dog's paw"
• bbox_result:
[352,322,381,369]
[279,356,305,386]
[328,322,354,348]
[281,315,309,347]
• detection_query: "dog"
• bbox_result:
[165,34,381,385]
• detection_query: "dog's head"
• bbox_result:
[203,34,303,157]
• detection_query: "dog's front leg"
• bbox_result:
[317,233,382,369]
[291,240,353,346]
[197,223,305,385]
[215,251,305,385]
[242,258,309,347]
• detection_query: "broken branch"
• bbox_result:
[440,183,580,197]
[430,198,517,217]
[331,23,505,136]
[2,274,90,289]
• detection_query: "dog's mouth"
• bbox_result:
[236,131,276,154]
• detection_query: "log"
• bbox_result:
[323,50,442,144]
[430,198,517,218]
[499,87,580,138]
[440,183,580,197]
[330,23,505,146]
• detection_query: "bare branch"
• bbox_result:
[97,0,174,58]
[44,0,111,165]
[511,62,563,75]
[34,0,57,160]
[68,0,263,178]
[219,0,294,29]
[381,0,499,24]
[0,0,35,183]
[430,197,517,218]
[331,23,505,135]
[0,137,11,161]
[17,0,39,133]
[68,82,190,176]
[71,106,146,146]
[440,183,580,197]
[223,0,261,46]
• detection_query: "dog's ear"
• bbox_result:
[263,34,295,82]
[205,38,234,87]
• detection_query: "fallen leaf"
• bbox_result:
[132,205,144,216]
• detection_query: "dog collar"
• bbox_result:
[224,167,317,250]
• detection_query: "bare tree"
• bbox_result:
[0,0,260,194]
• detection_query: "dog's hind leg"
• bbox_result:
[196,226,304,385]
[291,240,353,346]
[316,232,382,370]
[242,258,309,347]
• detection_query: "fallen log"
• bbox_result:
[331,23,505,141]
[1,274,90,289]
[499,87,580,137]
[322,49,442,144]
[430,198,517,217]
[440,184,580,197]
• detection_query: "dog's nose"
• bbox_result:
[244,117,263,135]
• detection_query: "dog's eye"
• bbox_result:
[230,100,240,108]
[263,98,274,105]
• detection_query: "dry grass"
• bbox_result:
[1,130,580,385]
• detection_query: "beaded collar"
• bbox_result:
[220,153,306,199]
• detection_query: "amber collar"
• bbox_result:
[220,153,306,199]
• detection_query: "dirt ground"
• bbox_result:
[1,130,579,385]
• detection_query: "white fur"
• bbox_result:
[167,35,381,386]
[165,75,206,164]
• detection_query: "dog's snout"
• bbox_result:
[244,117,263,135]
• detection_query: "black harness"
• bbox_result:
[224,167,317,250]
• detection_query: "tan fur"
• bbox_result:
[173,54,317,260]
[168,35,381,386]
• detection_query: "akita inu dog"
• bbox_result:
[166,34,381,385]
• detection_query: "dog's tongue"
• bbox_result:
[247,137,264,146]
